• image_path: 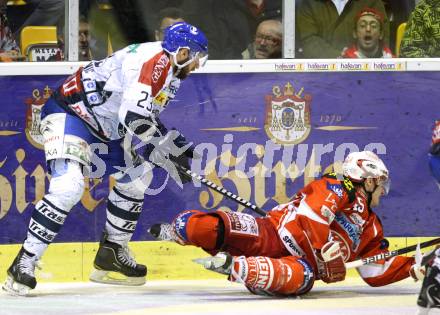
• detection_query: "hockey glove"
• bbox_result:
[410,245,440,281]
[318,241,346,283]
[171,128,198,159]
[193,252,233,275]
[410,264,426,282]
[168,129,197,184]
[130,119,195,185]
[146,130,193,183]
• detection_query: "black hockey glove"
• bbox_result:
[430,142,440,156]
[168,128,197,184]
[135,126,196,185]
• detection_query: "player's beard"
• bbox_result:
[174,65,191,80]
[174,57,191,79]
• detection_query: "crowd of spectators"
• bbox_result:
[0,0,437,61]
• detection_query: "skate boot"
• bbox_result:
[417,248,440,315]
[90,234,147,286]
[2,247,39,296]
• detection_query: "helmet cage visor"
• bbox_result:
[171,47,208,69]
[375,175,390,195]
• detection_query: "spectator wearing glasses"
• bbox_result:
[242,19,282,59]
[206,0,282,59]
[341,8,394,58]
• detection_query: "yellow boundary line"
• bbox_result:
[0,237,437,283]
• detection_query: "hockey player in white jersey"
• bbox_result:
[2,22,208,296]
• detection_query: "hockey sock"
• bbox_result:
[231,256,314,296]
[105,187,143,245]
[24,160,84,258]
[24,198,69,258]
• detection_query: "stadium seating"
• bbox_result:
[6,0,26,5]
[20,26,60,61]
[395,22,407,57]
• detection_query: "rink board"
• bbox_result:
[0,237,437,282]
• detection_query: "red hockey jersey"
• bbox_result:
[267,174,414,286]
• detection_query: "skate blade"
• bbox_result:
[89,269,146,286]
[416,306,440,315]
[2,276,32,296]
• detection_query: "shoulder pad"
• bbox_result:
[138,51,171,97]
[322,173,356,203]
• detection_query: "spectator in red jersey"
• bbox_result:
[297,0,389,58]
[341,7,394,58]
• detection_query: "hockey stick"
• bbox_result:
[173,162,267,217]
[345,237,440,269]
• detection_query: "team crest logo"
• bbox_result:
[25,86,52,149]
[264,82,312,145]
[330,230,350,262]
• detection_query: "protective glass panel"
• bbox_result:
[295,0,418,59]
[5,0,65,62]
[82,0,283,61]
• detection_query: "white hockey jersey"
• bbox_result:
[53,42,181,141]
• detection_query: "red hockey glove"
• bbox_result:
[318,241,346,283]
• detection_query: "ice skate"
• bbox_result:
[2,247,39,296]
[90,234,147,286]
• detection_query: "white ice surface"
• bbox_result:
[0,278,439,315]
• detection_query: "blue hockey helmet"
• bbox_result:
[162,22,208,69]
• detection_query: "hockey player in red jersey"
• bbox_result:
[150,151,425,296]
